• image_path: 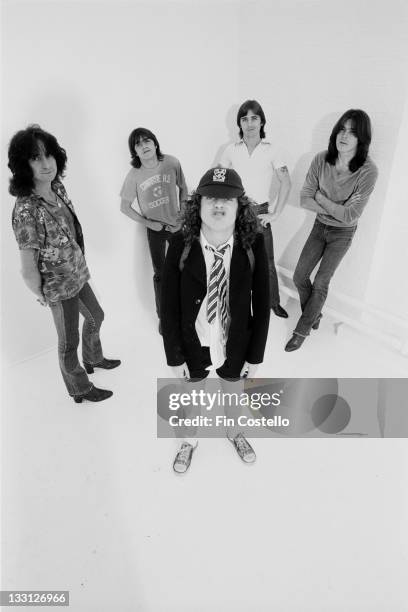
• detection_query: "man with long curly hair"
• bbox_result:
[161,167,270,473]
[9,125,120,403]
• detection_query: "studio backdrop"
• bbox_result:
[1,0,407,365]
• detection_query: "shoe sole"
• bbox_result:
[285,342,303,351]
[84,363,121,374]
[74,392,113,403]
[173,465,190,474]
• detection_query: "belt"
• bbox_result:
[251,201,269,215]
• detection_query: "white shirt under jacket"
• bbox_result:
[195,231,234,370]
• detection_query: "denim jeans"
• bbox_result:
[293,219,357,336]
[49,282,104,397]
[253,202,280,307]
[146,227,173,320]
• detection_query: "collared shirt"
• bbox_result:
[40,195,77,241]
[12,181,90,303]
[195,231,234,370]
[220,139,286,204]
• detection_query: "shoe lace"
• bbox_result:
[234,434,250,454]
[176,443,192,464]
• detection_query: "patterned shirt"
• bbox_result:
[12,181,90,303]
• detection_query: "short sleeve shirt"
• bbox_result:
[41,196,77,242]
[220,140,286,204]
[12,181,90,303]
[120,154,187,232]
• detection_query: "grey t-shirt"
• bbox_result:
[301,150,378,227]
[120,154,188,232]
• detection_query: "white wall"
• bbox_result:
[365,94,408,323]
[233,0,408,306]
[2,0,408,364]
[1,0,240,363]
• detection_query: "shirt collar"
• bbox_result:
[237,138,271,145]
[200,230,234,252]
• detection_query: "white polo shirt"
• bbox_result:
[195,231,234,370]
[220,140,286,204]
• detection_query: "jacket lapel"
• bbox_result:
[229,241,248,299]
[183,239,207,288]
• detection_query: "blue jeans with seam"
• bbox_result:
[293,219,357,336]
[49,282,104,397]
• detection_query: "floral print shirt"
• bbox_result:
[12,181,90,303]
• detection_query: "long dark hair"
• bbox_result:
[326,109,372,172]
[128,127,164,168]
[237,100,266,139]
[181,193,260,250]
[8,125,67,197]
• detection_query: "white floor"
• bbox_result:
[2,301,408,611]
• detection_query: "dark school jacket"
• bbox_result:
[161,231,270,376]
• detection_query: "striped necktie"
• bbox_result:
[206,244,230,340]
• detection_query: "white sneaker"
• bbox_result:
[228,433,256,463]
[173,442,197,474]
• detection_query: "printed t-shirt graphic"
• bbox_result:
[120,155,185,230]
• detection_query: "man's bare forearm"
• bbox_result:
[120,198,149,226]
[270,167,291,216]
[272,182,291,216]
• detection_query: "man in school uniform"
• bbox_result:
[161,167,270,473]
